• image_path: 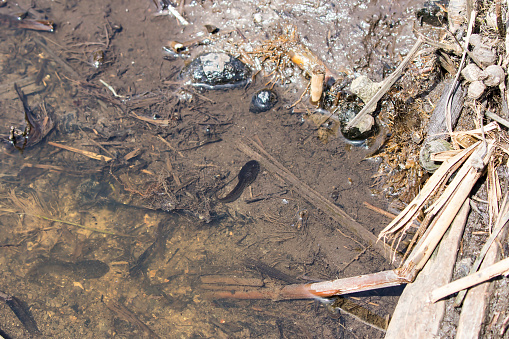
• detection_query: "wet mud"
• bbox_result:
[0,0,429,338]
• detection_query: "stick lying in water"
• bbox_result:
[0,13,54,32]
[237,139,398,263]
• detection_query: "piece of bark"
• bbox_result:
[455,229,505,338]
[426,80,465,141]
[385,199,469,338]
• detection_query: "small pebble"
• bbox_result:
[182,52,251,89]
[250,89,278,113]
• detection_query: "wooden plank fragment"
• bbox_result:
[385,200,469,338]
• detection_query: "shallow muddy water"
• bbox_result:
[0,0,426,337]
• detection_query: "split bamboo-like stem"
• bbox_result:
[379,141,478,241]
[403,142,493,276]
[431,257,509,303]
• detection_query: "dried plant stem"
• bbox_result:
[0,208,130,237]
[345,37,423,130]
[431,257,509,302]
[453,192,509,306]
[48,141,112,162]
[446,9,476,143]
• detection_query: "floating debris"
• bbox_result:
[4,84,54,151]
[204,24,220,34]
[90,49,105,68]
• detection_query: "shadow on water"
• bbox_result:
[0,0,428,337]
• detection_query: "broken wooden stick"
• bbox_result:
[204,269,408,300]
[238,139,397,262]
[104,298,160,338]
[48,141,112,162]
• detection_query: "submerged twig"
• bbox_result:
[0,208,131,237]
[154,5,189,26]
[104,298,160,338]
[238,139,398,262]
[47,141,113,162]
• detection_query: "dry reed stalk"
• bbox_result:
[453,191,509,306]
[48,141,112,162]
[380,121,500,246]
[487,161,502,231]
[402,142,494,277]
[431,257,509,302]
[200,275,264,287]
[430,149,463,161]
[378,142,478,245]
[345,37,424,130]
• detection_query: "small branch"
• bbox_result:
[486,111,509,128]
[206,269,410,301]
[104,299,160,338]
[154,6,189,26]
[0,208,131,237]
